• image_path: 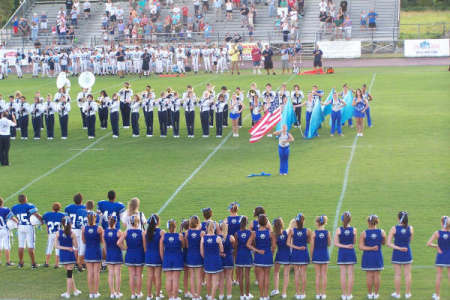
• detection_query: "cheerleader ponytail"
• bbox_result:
[442,216,449,230]
[341,211,351,228]
[146,214,159,241]
[398,211,408,228]
[239,216,248,231]
[296,213,304,230]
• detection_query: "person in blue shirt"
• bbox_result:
[367,9,378,31]
[97,190,126,230]
[0,197,18,266]
[42,202,66,268]
[64,193,87,271]
[11,194,42,268]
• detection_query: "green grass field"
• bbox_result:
[0,66,449,299]
[400,10,450,39]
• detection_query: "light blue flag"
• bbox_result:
[341,90,354,124]
[322,89,334,117]
[275,98,297,132]
[306,100,324,139]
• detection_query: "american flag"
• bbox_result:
[249,98,282,143]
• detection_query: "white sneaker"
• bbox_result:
[95,293,101,298]
[132,134,139,137]
[89,295,94,299]
[391,292,400,299]
[315,295,321,300]
[111,295,117,299]
[137,293,143,299]
[267,134,272,138]
[295,295,301,300]
[432,294,440,300]
[147,297,153,300]
[240,297,245,300]
[186,293,193,298]
[322,295,327,299]
[73,290,82,296]
[405,294,411,299]
[227,296,232,300]
[281,295,287,299]
[131,295,137,300]
[270,290,279,297]
[160,293,165,298]
[373,295,379,299]
[219,295,224,300]
[116,293,123,298]
[233,281,239,286]
[61,292,71,299]
[347,295,353,300]
[367,295,374,300]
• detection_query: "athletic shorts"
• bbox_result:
[46,233,60,256]
[0,228,11,250]
[253,61,260,66]
[117,61,126,71]
[73,228,86,256]
[18,225,35,249]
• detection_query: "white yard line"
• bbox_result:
[329,73,376,255]
[4,133,111,203]
[69,148,104,151]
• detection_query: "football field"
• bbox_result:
[0,66,449,299]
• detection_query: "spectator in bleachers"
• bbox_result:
[71,8,78,26]
[204,22,212,43]
[226,0,233,20]
[334,7,344,38]
[202,0,210,13]
[262,44,275,75]
[233,0,241,9]
[19,18,31,37]
[13,17,19,35]
[360,10,368,31]
[281,20,289,42]
[343,15,352,40]
[240,5,249,28]
[193,0,201,17]
[102,13,109,30]
[297,0,304,16]
[182,5,189,25]
[40,13,48,32]
[31,22,39,42]
[83,0,91,19]
[367,9,377,32]
[268,0,276,17]
[67,26,75,42]
[214,0,223,22]
[66,0,73,14]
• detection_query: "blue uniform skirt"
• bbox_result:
[186,247,203,267]
[254,249,273,267]
[361,250,384,271]
[222,253,234,269]
[106,247,124,265]
[125,248,145,266]
[60,249,76,265]
[251,113,261,122]
[275,248,291,265]
[204,254,223,273]
[162,253,184,271]
[337,248,357,265]
[85,245,102,263]
[435,251,450,267]
[291,249,310,265]
[230,113,240,120]
[312,248,330,264]
[353,110,365,118]
[145,248,162,267]
[235,248,253,267]
[392,247,412,264]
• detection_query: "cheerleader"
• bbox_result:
[131,95,141,137]
[83,94,98,139]
[234,216,253,300]
[311,215,330,299]
[247,214,274,300]
[121,198,147,230]
[272,218,291,299]
[109,93,120,138]
[180,220,191,298]
[171,92,181,138]
[352,89,369,137]
[219,222,235,300]
[201,207,216,231]
[201,221,224,300]
[333,211,357,300]
[142,86,155,138]
[118,215,146,299]
[287,213,311,299]
[104,216,124,299]
[82,212,104,299]
[145,214,164,300]
[156,92,168,138]
[224,202,241,237]
[359,215,385,300]
[229,93,244,138]
[160,219,185,300]
[55,217,82,299]
[361,84,373,127]
[186,215,203,300]
[387,211,413,299]
[57,95,70,139]
[214,94,226,138]
[274,125,294,175]
[249,94,262,126]
[98,90,110,130]
[250,206,265,231]
[199,91,212,138]
[323,90,346,137]
[426,216,450,300]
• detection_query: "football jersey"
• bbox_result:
[64,204,87,229]
[0,207,14,228]
[97,201,126,229]
[11,203,38,225]
[42,211,66,233]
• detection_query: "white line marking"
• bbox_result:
[4,133,111,203]
[329,73,376,255]
[69,148,104,151]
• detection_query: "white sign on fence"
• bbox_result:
[317,41,361,59]
[404,39,449,57]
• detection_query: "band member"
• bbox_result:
[17,96,30,140]
[43,94,57,140]
[205,84,215,128]
[156,92,169,137]
[77,88,90,129]
[131,95,141,137]
[166,89,174,129]
[183,87,197,138]
[109,94,120,138]
[291,85,304,127]
[83,94,98,139]
[54,87,70,103]
[57,95,70,139]
[323,90,346,137]
[7,96,18,139]
[118,82,133,128]
[199,91,212,138]
[31,97,44,140]
[171,92,181,138]
[262,83,276,107]
[249,93,262,126]
[235,87,244,127]
[98,90,111,130]
[217,87,230,127]
[142,86,155,138]
[214,94,226,138]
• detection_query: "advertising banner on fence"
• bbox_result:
[228,42,268,60]
[317,41,361,58]
[404,39,449,57]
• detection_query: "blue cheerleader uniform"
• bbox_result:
[145,228,162,267]
[435,230,450,267]
[275,230,291,264]
[251,219,259,231]
[186,229,203,267]
[235,230,253,267]
[254,229,273,267]
[353,100,366,118]
[392,225,412,264]
[125,229,145,266]
[84,225,102,263]
[337,227,357,265]
[203,234,223,273]
[221,234,234,269]
[162,232,184,271]
[104,228,123,265]
[58,230,76,265]
[227,215,241,236]
[312,230,330,264]
[291,228,310,265]
[361,229,384,271]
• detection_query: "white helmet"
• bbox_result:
[30,215,41,226]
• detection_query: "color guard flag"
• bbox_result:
[305,99,324,139]
[249,98,282,143]
[322,89,334,117]
[275,98,297,132]
[341,90,354,124]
